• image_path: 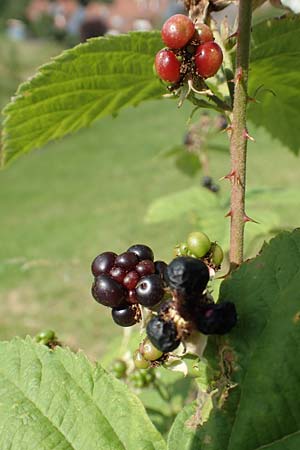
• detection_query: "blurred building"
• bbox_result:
[106,0,170,32]
[7,0,186,42]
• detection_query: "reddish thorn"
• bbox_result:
[243,128,255,142]
[225,210,232,218]
[221,169,242,186]
[220,169,236,181]
[244,214,259,224]
[235,67,243,83]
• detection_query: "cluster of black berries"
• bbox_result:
[146,256,237,354]
[155,14,223,90]
[202,175,220,193]
[91,235,237,367]
[91,244,167,327]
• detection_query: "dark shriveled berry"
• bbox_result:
[136,274,164,307]
[165,257,209,299]
[127,244,154,262]
[111,305,139,327]
[91,252,116,276]
[92,274,126,307]
[146,316,180,353]
[195,302,237,335]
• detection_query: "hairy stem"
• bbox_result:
[229,0,253,266]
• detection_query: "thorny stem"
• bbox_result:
[228,0,253,266]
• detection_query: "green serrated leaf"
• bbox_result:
[167,229,300,450]
[1,31,164,165]
[0,338,166,450]
[249,16,300,154]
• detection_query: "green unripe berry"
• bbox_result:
[111,359,127,378]
[129,371,145,388]
[35,329,56,344]
[187,231,211,258]
[143,369,156,384]
[141,339,163,361]
[179,242,189,255]
[210,242,224,266]
[175,242,189,257]
[133,350,151,369]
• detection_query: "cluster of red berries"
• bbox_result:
[91,244,167,327]
[155,14,223,86]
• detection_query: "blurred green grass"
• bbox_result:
[0,38,300,360]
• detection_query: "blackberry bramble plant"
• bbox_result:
[1,0,300,449]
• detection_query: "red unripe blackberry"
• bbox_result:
[155,49,181,83]
[123,271,140,290]
[135,260,155,277]
[195,23,214,44]
[195,42,223,78]
[161,14,195,49]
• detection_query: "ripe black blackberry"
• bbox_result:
[136,274,165,307]
[111,304,140,327]
[91,244,168,327]
[165,256,209,301]
[146,316,181,353]
[92,274,126,308]
[194,302,237,335]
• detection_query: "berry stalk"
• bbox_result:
[228,0,253,266]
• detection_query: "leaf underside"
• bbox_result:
[168,229,300,450]
[0,338,166,450]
